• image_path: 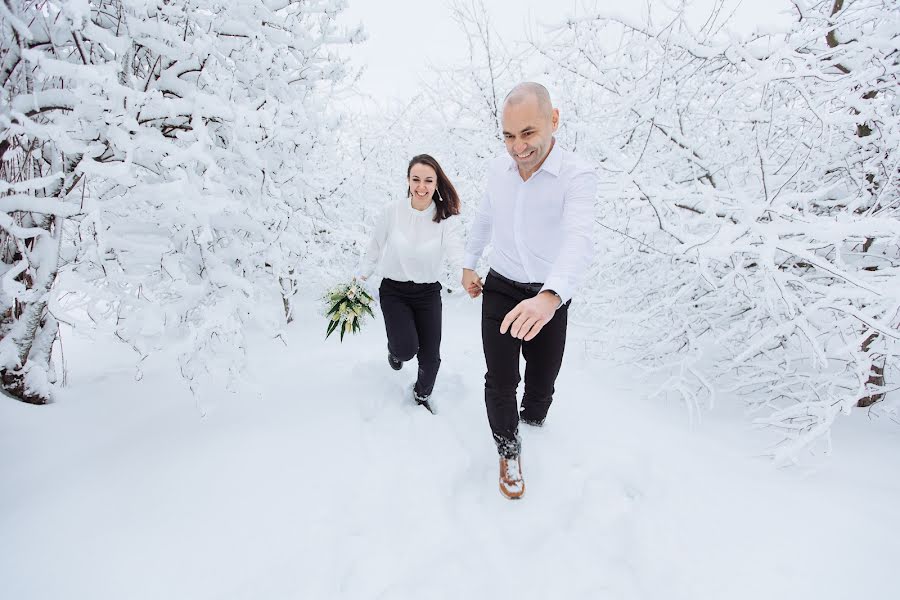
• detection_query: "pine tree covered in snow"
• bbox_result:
[1,0,362,402]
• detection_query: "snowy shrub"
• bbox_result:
[1,0,362,401]
[538,0,899,459]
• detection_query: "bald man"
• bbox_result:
[461,82,598,500]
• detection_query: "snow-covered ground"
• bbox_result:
[2,292,898,599]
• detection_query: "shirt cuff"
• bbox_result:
[355,260,375,280]
[540,279,570,305]
[463,253,481,271]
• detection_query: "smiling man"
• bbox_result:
[461,82,598,500]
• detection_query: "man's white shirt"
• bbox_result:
[463,141,598,303]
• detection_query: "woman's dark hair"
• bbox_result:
[406,154,461,223]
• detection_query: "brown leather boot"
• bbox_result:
[499,456,525,500]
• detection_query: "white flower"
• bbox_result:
[324,279,375,341]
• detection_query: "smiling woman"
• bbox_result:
[356,154,463,413]
[408,163,436,210]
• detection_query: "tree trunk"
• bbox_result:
[857,331,885,408]
[0,217,61,405]
[280,272,295,324]
[825,5,888,407]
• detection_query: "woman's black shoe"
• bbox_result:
[388,352,402,371]
[414,391,435,414]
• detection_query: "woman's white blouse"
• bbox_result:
[358,197,464,284]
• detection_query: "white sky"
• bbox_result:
[340,0,794,103]
[339,0,578,102]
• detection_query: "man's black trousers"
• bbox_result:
[481,270,569,458]
[379,278,442,399]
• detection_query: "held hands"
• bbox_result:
[461,268,483,298]
[500,291,559,341]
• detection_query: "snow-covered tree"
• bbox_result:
[537,0,899,459]
[1,0,84,403]
[1,0,362,402]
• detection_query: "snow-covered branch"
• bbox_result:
[536,0,899,459]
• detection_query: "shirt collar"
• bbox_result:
[506,138,562,178]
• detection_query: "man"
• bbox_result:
[461,82,597,500]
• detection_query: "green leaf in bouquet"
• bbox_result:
[326,299,345,316]
[325,318,341,339]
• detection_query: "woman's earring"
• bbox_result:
[434,189,442,202]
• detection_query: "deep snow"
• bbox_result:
[2,292,898,599]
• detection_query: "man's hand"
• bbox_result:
[462,268,483,298]
[500,291,559,341]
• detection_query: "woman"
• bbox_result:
[357,154,463,413]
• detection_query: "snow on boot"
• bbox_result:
[519,409,545,428]
[499,456,525,500]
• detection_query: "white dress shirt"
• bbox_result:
[359,197,463,284]
[463,140,598,303]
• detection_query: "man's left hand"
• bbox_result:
[500,291,560,341]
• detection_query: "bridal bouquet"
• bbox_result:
[323,279,375,341]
